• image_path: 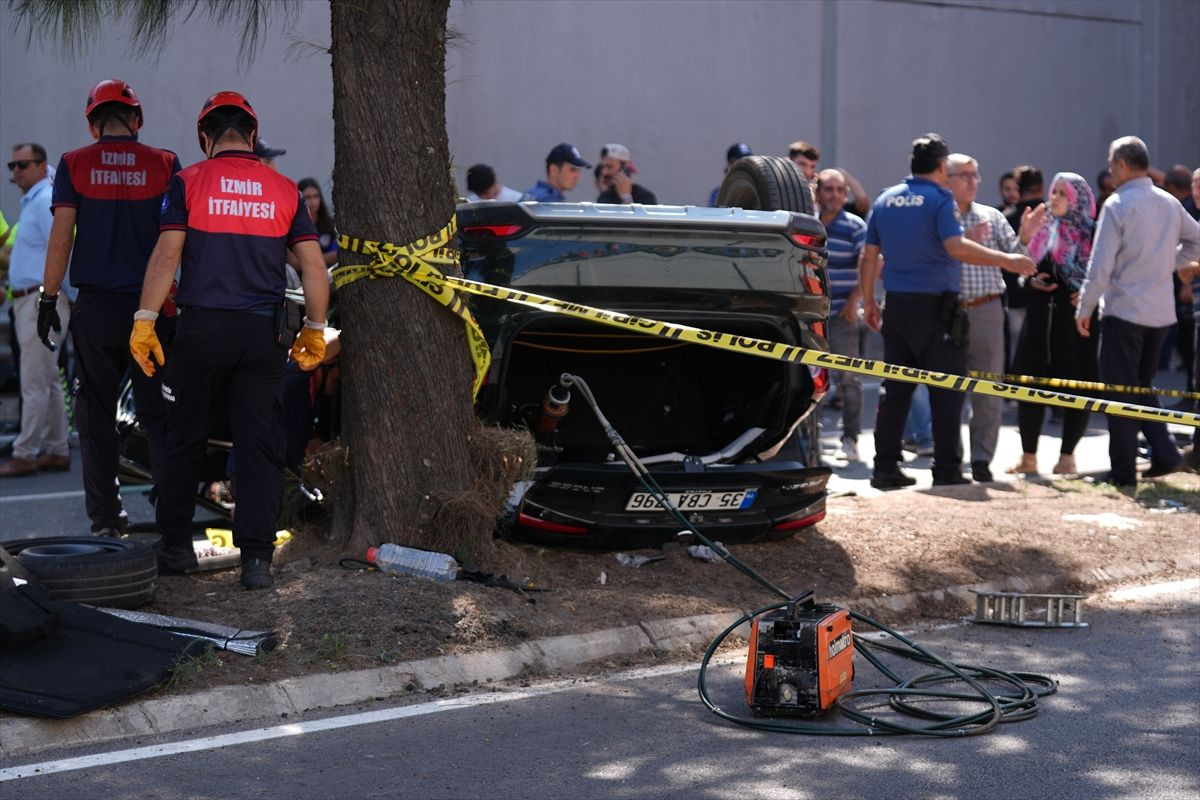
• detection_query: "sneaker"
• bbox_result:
[92,527,126,539]
[241,558,274,590]
[158,543,199,574]
[871,468,917,490]
[971,461,994,483]
[91,513,129,538]
[839,438,860,463]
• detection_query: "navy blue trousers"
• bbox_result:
[156,309,286,562]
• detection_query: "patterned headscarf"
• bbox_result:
[1027,172,1096,290]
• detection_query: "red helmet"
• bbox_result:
[85,79,143,124]
[196,91,258,152]
[197,91,257,127]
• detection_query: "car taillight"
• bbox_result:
[804,276,824,296]
[517,512,588,534]
[462,224,525,238]
[772,509,826,531]
[809,365,829,396]
[791,233,825,248]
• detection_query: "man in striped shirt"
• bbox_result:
[946,154,1022,483]
[816,168,868,462]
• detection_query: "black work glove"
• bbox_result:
[37,293,62,351]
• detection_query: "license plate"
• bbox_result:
[624,488,758,512]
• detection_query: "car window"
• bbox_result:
[461,228,805,293]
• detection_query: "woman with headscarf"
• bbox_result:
[1006,172,1098,476]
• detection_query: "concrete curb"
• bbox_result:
[3,554,1198,761]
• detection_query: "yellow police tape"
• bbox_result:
[967,370,1199,401]
[333,222,1199,429]
[331,218,491,398]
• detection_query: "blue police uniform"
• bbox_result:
[155,150,317,563]
[525,180,565,202]
[865,176,968,482]
[52,134,181,533]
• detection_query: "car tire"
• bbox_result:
[3,537,158,609]
[716,155,815,215]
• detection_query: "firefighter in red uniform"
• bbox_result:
[131,91,329,590]
[40,79,182,536]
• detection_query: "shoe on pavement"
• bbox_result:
[158,543,199,574]
[1142,460,1184,479]
[839,437,860,463]
[970,461,993,483]
[933,474,971,486]
[241,558,274,590]
[871,468,917,490]
[36,452,70,471]
[0,457,38,478]
[1052,454,1077,475]
[1006,453,1038,475]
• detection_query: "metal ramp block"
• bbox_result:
[970,591,1089,628]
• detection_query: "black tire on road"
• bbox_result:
[716,155,815,216]
[4,537,158,609]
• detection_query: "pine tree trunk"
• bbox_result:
[327,0,476,556]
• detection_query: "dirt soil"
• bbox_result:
[148,472,1199,692]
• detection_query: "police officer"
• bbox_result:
[859,134,1035,489]
[131,91,329,590]
[40,79,182,535]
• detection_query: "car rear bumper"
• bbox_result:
[511,461,830,549]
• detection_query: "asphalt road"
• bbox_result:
[5,581,1197,800]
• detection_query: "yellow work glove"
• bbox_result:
[290,325,326,371]
[129,318,165,377]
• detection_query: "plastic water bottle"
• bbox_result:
[366,544,458,582]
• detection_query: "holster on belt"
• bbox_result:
[275,297,303,347]
[938,291,969,347]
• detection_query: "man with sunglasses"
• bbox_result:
[0,143,73,478]
[38,80,181,535]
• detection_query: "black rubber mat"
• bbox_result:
[0,601,208,719]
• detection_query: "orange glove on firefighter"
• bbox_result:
[129,317,165,377]
[290,324,326,371]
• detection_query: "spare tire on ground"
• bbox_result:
[4,537,158,609]
[716,155,815,216]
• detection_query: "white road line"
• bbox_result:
[0,489,86,503]
[1,659,733,782]
[0,485,151,504]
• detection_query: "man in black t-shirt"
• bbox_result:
[596,143,657,205]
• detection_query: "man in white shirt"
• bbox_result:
[1076,136,1200,486]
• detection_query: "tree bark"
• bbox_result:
[327,0,477,557]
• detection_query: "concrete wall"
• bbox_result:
[1,0,1196,223]
[0,2,336,220]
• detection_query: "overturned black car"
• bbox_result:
[459,194,832,549]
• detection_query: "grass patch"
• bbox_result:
[1134,480,1200,510]
[164,646,222,692]
[316,632,354,661]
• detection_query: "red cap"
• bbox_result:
[366,546,378,564]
